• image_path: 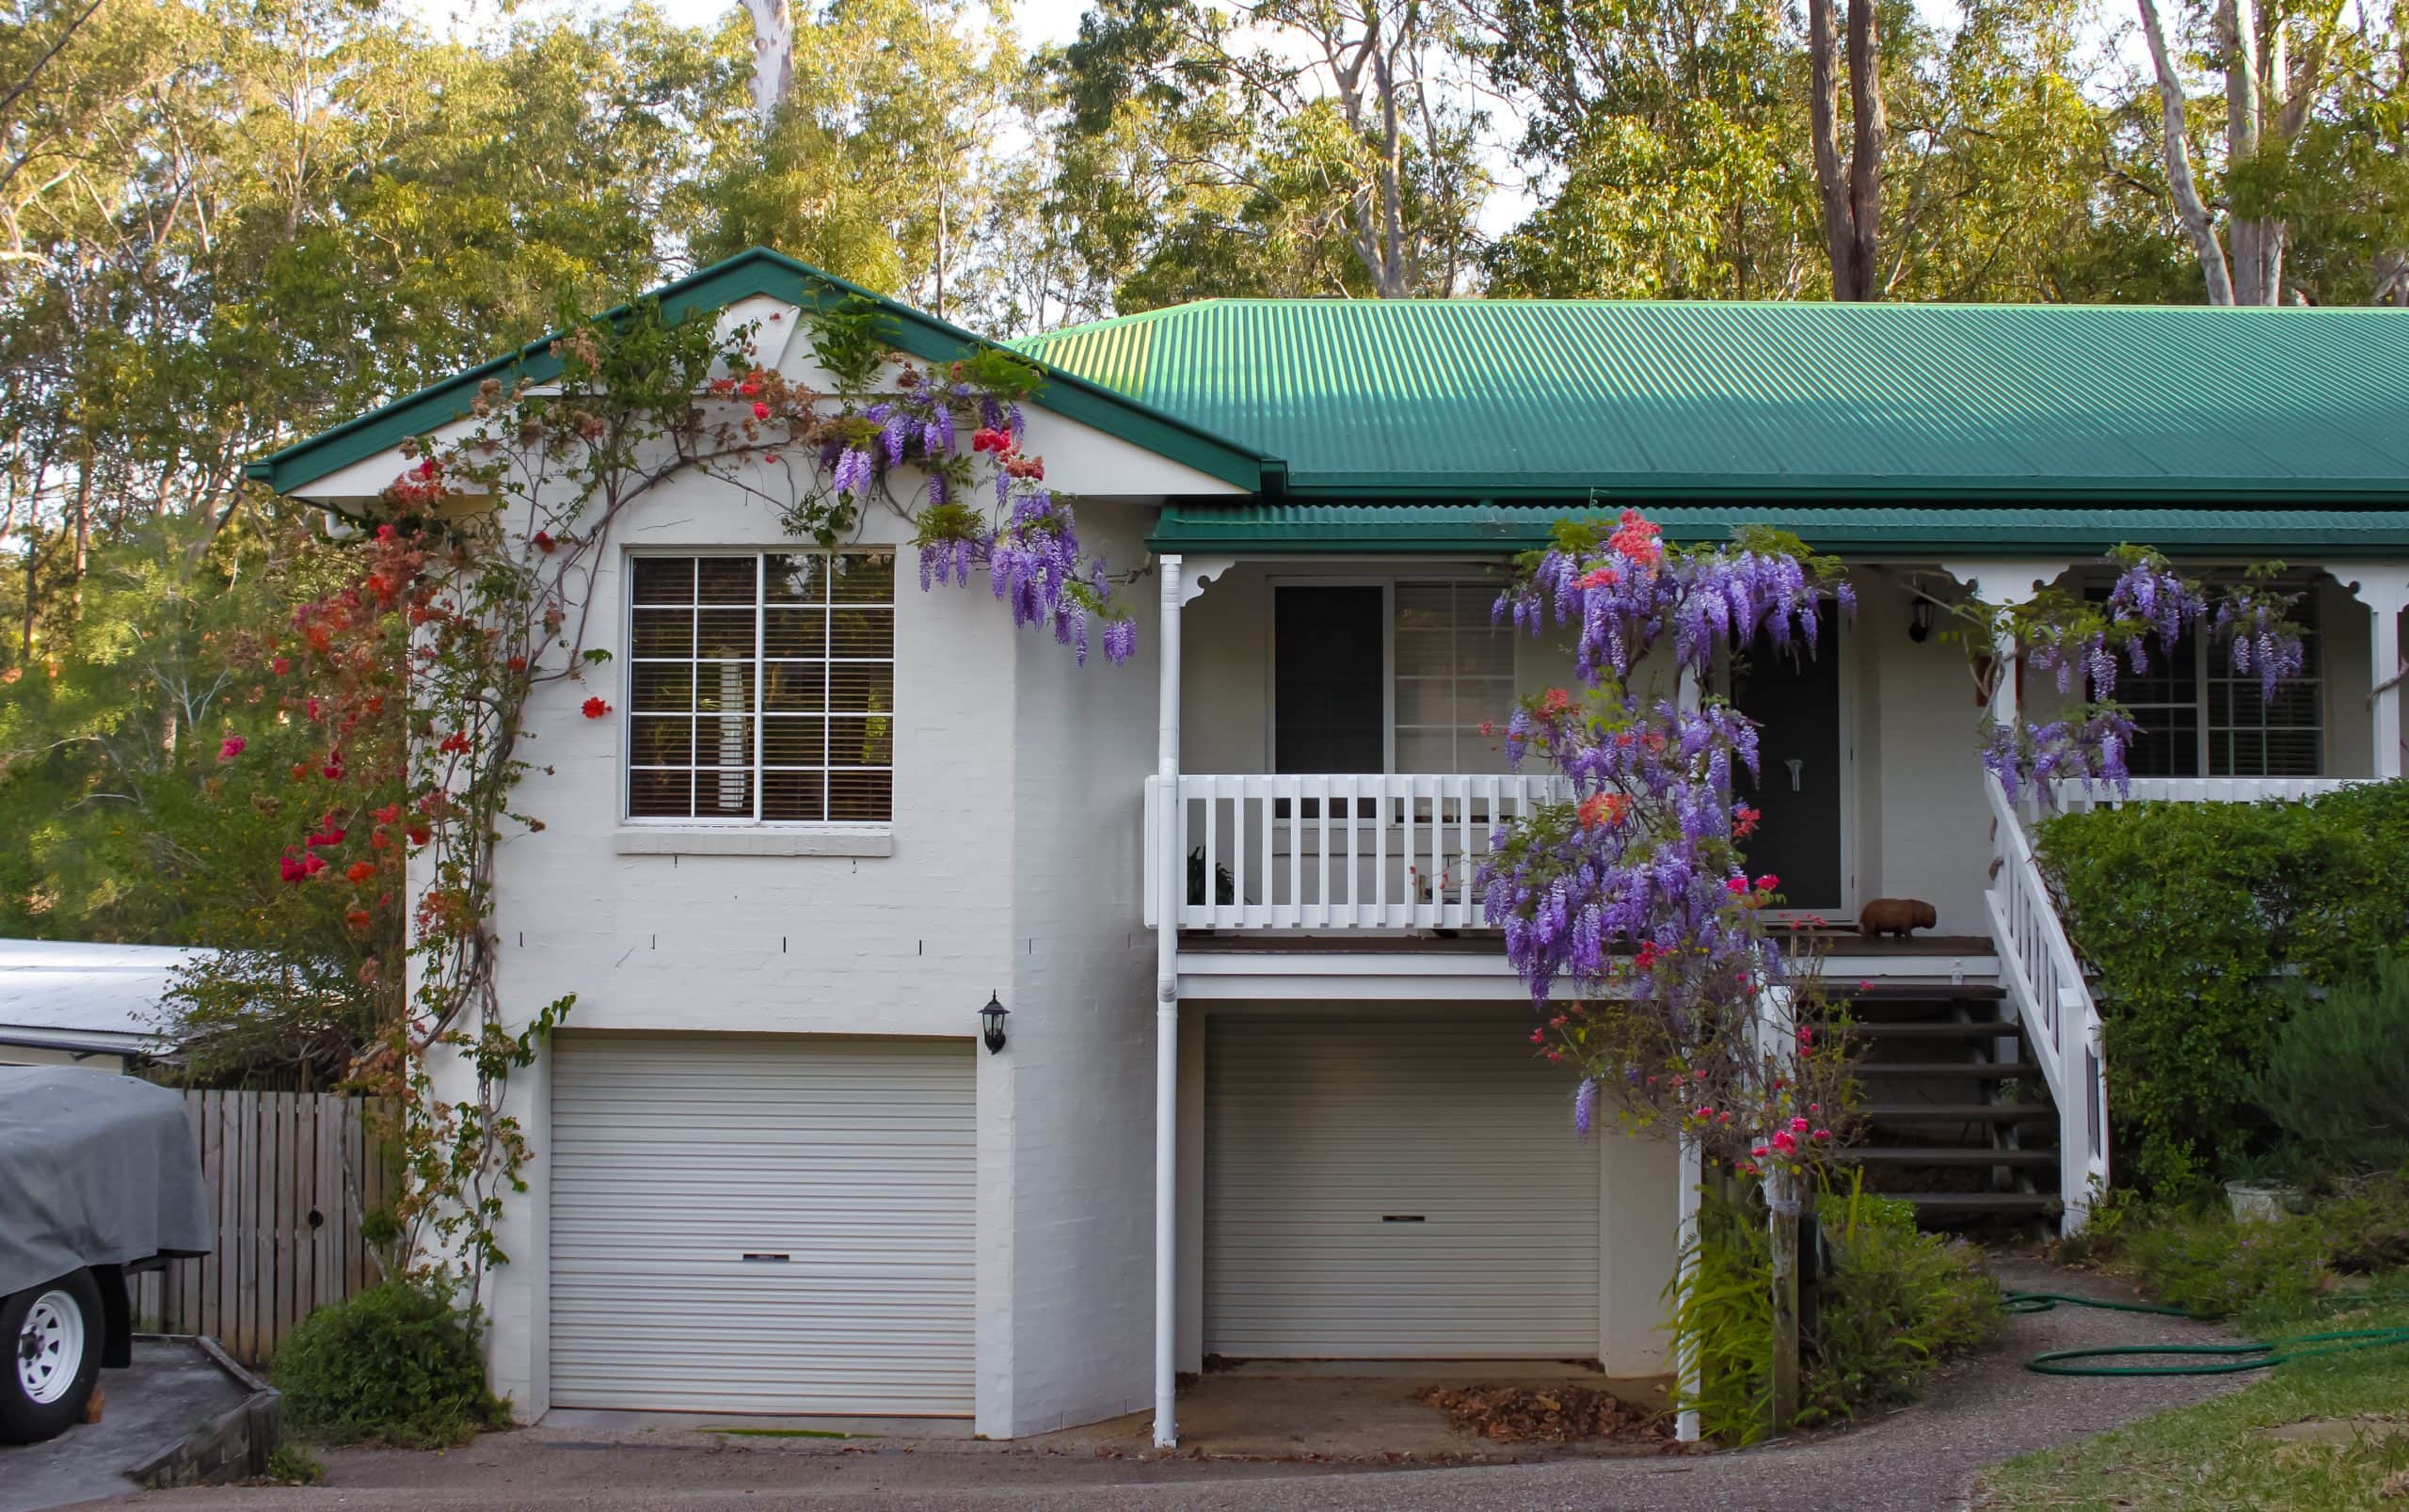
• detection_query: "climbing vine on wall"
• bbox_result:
[240,290,1139,1306]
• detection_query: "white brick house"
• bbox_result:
[251,251,2409,1443]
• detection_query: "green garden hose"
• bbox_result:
[2002,1290,2409,1377]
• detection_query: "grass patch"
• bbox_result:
[1973,1285,2409,1510]
[699,1426,860,1440]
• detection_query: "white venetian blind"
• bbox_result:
[1393,581,1515,773]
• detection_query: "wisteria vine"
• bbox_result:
[1970,548,2307,798]
[1480,512,1856,1177]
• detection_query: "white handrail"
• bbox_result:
[2048,775,2360,814]
[1142,772,1567,931]
[1982,771,2109,1233]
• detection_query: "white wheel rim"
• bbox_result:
[17,1289,84,1406]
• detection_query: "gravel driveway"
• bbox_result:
[101,1257,2242,1512]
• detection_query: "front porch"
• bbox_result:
[1134,521,2409,1448]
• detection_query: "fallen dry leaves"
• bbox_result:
[1412,1383,1672,1444]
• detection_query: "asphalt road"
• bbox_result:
[94,1258,2245,1511]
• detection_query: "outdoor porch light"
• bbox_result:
[1908,597,1935,644]
[981,991,1010,1054]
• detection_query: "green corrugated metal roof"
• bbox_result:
[247,249,1271,496]
[1149,504,2409,558]
[1021,300,2409,502]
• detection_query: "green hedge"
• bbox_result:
[2036,781,2409,1193]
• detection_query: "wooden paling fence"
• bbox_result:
[133,1090,398,1367]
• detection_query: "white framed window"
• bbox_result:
[2103,582,2322,778]
[1270,576,1513,774]
[625,550,895,823]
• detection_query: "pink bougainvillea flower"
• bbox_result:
[1790,1116,1811,1133]
[582,696,612,720]
[279,851,306,883]
[216,735,246,763]
[1755,873,1779,892]
[751,401,771,420]
[1723,877,1749,896]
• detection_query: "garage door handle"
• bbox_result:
[1380,1215,1426,1223]
[742,1252,790,1262]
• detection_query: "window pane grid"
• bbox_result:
[1393,580,1511,773]
[627,551,894,822]
[2096,581,2321,779]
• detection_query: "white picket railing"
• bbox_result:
[1983,771,2110,1233]
[2048,775,2361,813]
[1142,773,1568,931]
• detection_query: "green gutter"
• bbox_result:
[245,248,1272,496]
[1270,475,2409,504]
[1149,504,2409,560]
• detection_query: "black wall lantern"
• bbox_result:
[1907,597,1935,644]
[981,991,1010,1054]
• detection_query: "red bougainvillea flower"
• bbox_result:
[739,379,759,397]
[373,803,402,825]
[216,735,246,762]
[306,826,345,849]
[279,851,306,883]
[439,731,471,754]
[1733,804,1761,836]
[582,696,611,719]
[532,531,557,554]
[303,852,327,879]
[1723,876,1749,896]
[370,830,392,851]
[751,401,770,421]
[1755,873,1779,892]
[1540,687,1571,714]
[375,523,398,541]
[321,759,344,781]
[272,657,292,676]
[407,825,431,847]
[344,906,372,932]
[344,860,376,884]
[506,655,528,671]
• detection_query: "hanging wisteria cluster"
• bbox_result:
[1481,513,1855,1170]
[720,303,1139,666]
[1986,548,2307,797]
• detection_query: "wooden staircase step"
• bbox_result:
[1845,1146,2057,1167]
[1901,1191,2063,1218]
[1848,1021,2024,1039]
[1840,981,2006,1001]
[1856,1061,2041,1078]
[1857,1103,2056,1122]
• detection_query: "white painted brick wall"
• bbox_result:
[410,419,1184,1432]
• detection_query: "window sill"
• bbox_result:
[612,827,894,858]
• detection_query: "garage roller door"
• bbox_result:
[1205,1014,1601,1358]
[550,1033,975,1414]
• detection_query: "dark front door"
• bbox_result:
[1728,604,1844,913]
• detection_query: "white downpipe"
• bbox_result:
[1991,627,2018,724]
[1152,554,1184,1451]
[2371,593,2406,781]
[1672,663,1701,1443]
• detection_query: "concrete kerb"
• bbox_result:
[123,1334,283,1489]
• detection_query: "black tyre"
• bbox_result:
[1,1268,104,1443]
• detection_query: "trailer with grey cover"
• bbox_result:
[1,1065,211,1442]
